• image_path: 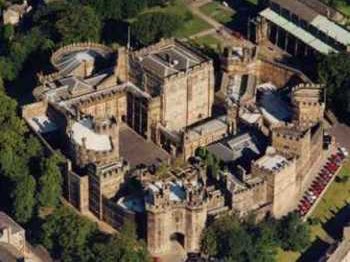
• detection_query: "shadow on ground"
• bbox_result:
[298,203,350,261]
[298,237,330,262]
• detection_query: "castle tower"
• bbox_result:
[271,124,311,181]
[67,116,121,169]
[251,150,297,218]
[291,83,325,127]
[220,46,257,73]
[115,47,129,83]
[145,179,207,255]
[87,161,129,220]
[226,101,239,135]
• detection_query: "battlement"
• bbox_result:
[292,83,324,104]
[37,71,62,84]
[252,148,292,175]
[132,38,176,57]
[234,179,266,195]
[272,123,309,140]
[292,83,323,91]
[131,38,212,83]
[51,42,113,69]
[164,60,212,82]
[91,117,118,135]
[92,161,129,179]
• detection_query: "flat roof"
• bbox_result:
[71,118,112,151]
[311,15,350,46]
[256,154,288,172]
[27,115,59,134]
[270,0,350,46]
[137,41,206,78]
[148,180,186,202]
[260,8,337,54]
[0,212,23,234]
[187,115,228,140]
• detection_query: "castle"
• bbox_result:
[22,39,326,256]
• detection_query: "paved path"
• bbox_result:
[189,28,216,39]
[329,122,350,151]
[187,0,254,48]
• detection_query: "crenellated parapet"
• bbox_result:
[272,122,310,141]
[51,42,113,69]
[291,83,325,126]
[67,116,120,168]
[220,45,258,73]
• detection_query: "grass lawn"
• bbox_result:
[310,161,350,222]
[245,0,258,5]
[335,2,350,18]
[321,0,350,17]
[277,160,350,261]
[276,248,300,262]
[192,34,222,50]
[199,1,236,25]
[140,0,212,38]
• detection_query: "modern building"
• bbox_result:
[254,0,350,56]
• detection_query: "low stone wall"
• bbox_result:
[256,59,312,88]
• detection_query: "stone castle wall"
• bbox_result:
[272,128,311,173]
[163,61,214,131]
[51,42,113,69]
[256,59,311,88]
[231,180,268,216]
[182,123,227,160]
[146,205,207,255]
[78,92,127,122]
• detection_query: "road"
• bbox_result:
[329,122,350,151]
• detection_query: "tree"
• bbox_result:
[277,212,311,252]
[0,90,42,222]
[121,0,147,19]
[201,228,217,257]
[318,52,350,123]
[248,222,279,262]
[83,0,122,20]
[38,154,63,209]
[40,207,150,262]
[92,232,150,262]
[201,215,253,261]
[1,24,15,42]
[40,207,98,261]
[55,4,101,44]
[11,175,36,223]
[131,12,183,46]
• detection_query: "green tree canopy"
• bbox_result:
[11,175,36,223]
[40,207,150,261]
[277,212,311,252]
[0,90,42,223]
[318,52,350,123]
[40,207,98,261]
[92,221,150,262]
[131,12,183,46]
[38,153,63,209]
[201,213,309,261]
[55,4,101,44]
